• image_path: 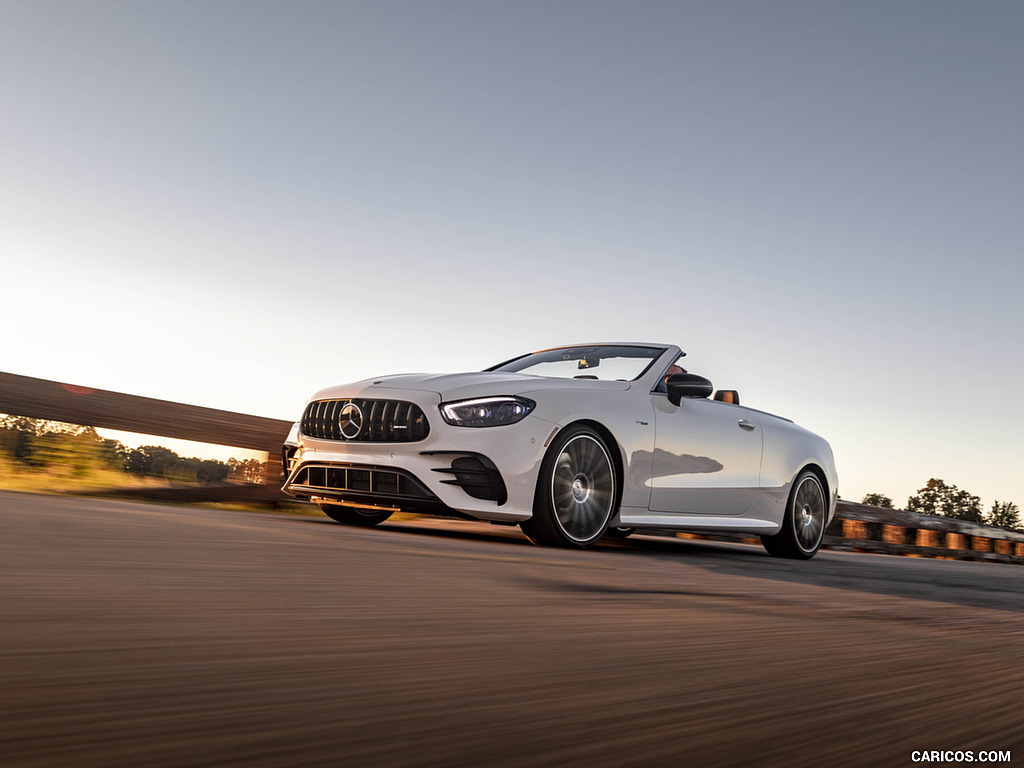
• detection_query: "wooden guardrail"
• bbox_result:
[825,500,1024,564]
[0,372,291,452]
[667,501,1024,564]
[0,371,293,504]
[2,371,1022,560]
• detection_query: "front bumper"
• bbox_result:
[281,391,558,523]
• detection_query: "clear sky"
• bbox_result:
[2,1,1022,509]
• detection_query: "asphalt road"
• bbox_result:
[2,490,1022,768]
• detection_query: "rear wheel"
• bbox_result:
[318,504,393,527]
[761,470,826,559]
[521,425,617,548]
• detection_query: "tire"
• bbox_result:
[521,425,618,548]
[318,503,393,527]
[761,470,826,559]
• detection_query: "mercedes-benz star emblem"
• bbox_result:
[338,402,363,439]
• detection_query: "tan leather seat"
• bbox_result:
[713,390,740,405]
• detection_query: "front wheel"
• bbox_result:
[319,503,393,527]
[521,425,618,548]
[761,470,826,559]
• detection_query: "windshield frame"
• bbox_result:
[486,344,669,382]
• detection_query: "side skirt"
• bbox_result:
[617,512,782,536]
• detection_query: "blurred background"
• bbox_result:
[2,1,1022,511]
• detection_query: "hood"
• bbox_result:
[312,371,630,403]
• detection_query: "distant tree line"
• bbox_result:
[120,444,230,484]
[0,416,125,476]
[861,479,1020,530]
[0,415,264,485]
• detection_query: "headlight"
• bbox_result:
[440,396,536,427]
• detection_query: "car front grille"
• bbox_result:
[301,399,430,442]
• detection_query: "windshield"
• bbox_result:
[489,345,667,382]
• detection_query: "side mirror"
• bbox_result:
[666,373,713,406]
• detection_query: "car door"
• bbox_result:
[648,395,763,516]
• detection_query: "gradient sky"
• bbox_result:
[2,1,1022,509]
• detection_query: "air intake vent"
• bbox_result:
[300,399,429,442]
[291,464,433,499]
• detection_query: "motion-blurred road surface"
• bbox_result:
[2,491,1021,767]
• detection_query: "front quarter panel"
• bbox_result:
[521,384,657,512]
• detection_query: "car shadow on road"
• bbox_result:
[293,515,1023,614]
[611,533,1024,614]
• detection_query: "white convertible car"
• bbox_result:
[282,343,837,559]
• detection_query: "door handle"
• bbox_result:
[738,419,756,431]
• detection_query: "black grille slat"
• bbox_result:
[381,401,395,441]
[368,400,382,440]
[317,401,330,440]
[325,401,338,440]
[333,400,343,440]
[300,398,430,442]
[397,402,410,436]
[412,407,427,441]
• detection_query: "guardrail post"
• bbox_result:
[263,455,284,493]
[264,457,281,482]
[946,532,966,551]
[971,536,990,553]
[916,529,938,547]
[994,540,1011,556]
[883,525,905,545]
[843,520,866,539]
